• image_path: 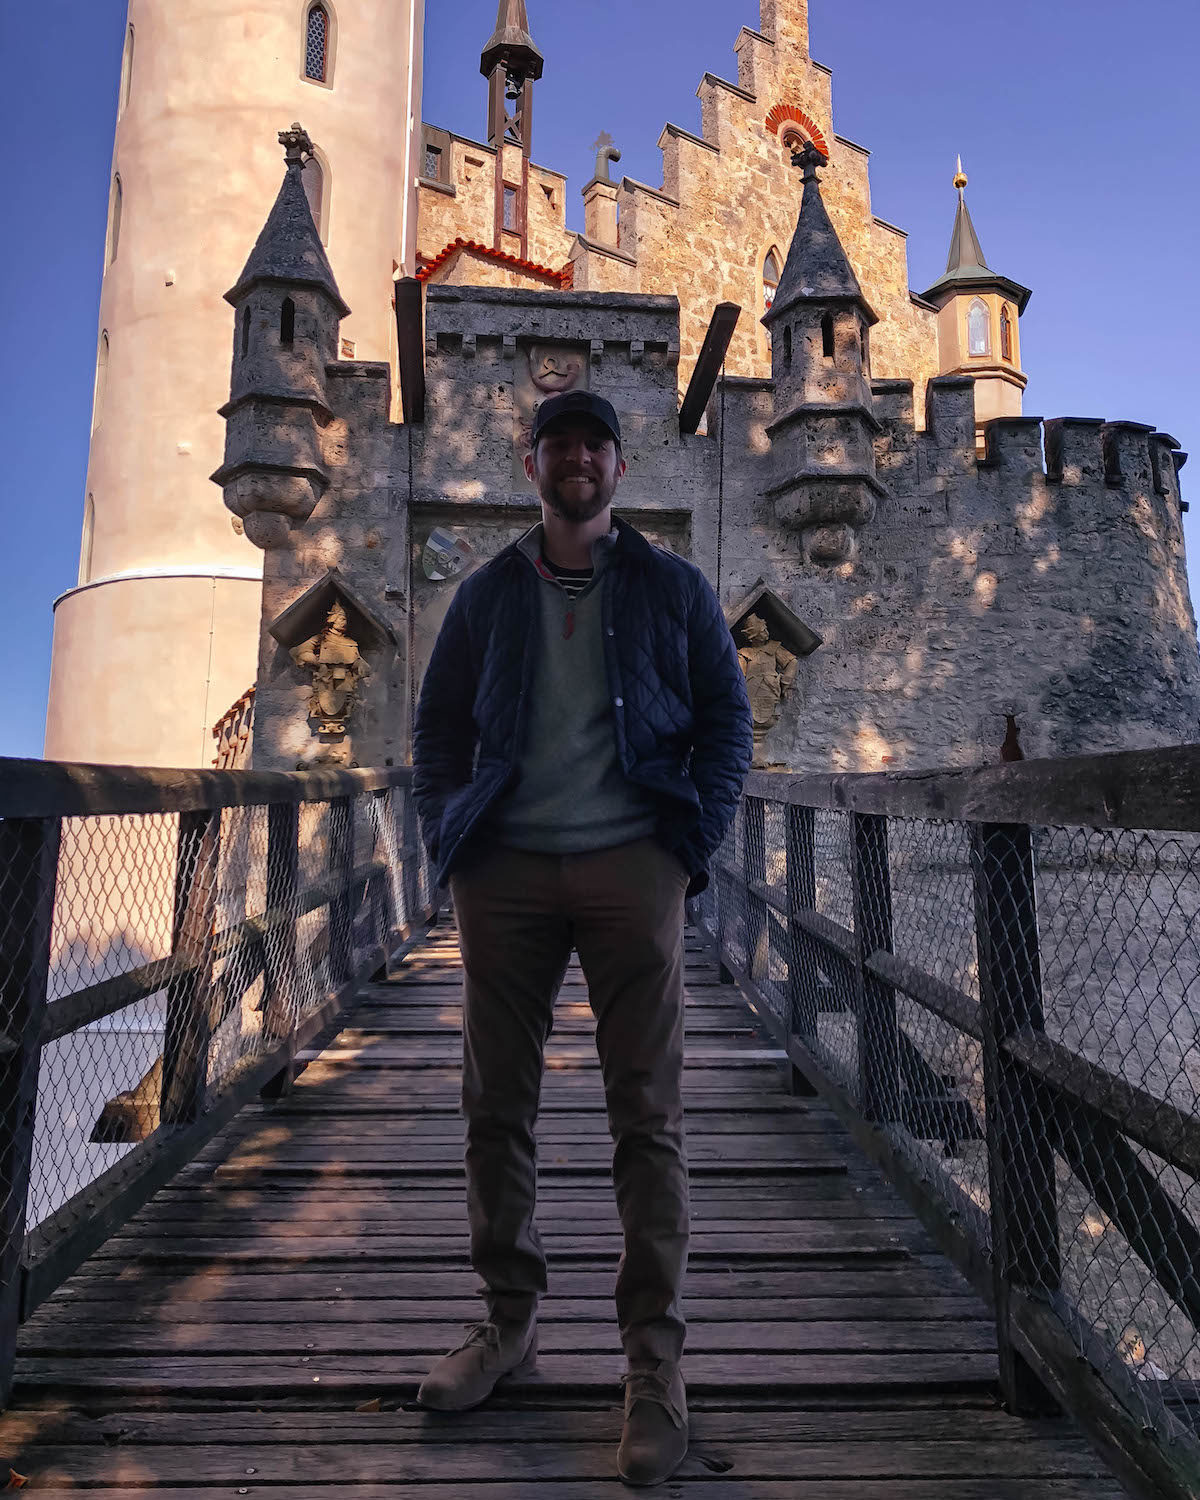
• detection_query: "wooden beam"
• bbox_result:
[394,276,426,425]
[745,743,1200,833]
[0,761,412,822]
[679,302,741,435]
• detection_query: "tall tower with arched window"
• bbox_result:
[46,0,425,768]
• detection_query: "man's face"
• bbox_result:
[525,418,627,522]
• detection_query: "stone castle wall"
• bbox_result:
[236,282,1199,779]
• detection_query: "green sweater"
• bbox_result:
[488,525,660,854]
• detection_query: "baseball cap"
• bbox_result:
[531,390,622,448]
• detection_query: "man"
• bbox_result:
[412,389,752,1487]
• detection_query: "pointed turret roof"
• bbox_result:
[921,159,1031,312]
[226,125,350,316]
[480,0,544,79]
[762,144,877,327]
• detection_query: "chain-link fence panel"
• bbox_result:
[1,767,433,1400]
[696,783,1200,1481]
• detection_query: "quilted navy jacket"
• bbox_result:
[412,517,753,896]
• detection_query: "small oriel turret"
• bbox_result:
[762,142,887,565]
[922,160,1031,431]
[212,125,351,551]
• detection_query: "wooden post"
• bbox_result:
[0,817,61,1409]
[262,801,300,1043]
[971,821,1061,1416]
[742,797,768,984]
[161,810,221,1126]
[851,812,900,1125]
[328,797,355,985]
[400,787,421,936]
[784,804,819,1095]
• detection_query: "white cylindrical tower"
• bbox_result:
[46,0,425,767]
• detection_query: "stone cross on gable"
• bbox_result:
[791,138,827,180]
[279,123,314,168]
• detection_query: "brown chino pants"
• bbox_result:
[449,837,691,1366]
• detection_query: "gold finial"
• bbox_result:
[953,154,969,192]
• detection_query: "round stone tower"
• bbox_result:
[46,0,424,767]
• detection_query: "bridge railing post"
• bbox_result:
[161,809,221,1127]
[328,797,355,986]
[784,804,819,1095]
[0,815,62,1409]
[970,820,1061,1417]
[851,812,900,1125]
[743,796,768,985]
[260,800,301,1098]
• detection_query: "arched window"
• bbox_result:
[821,313,835,360]
[783,325,792,369]
[968,298,990,357]
[281,297,296,345]
[763,249,781,314]
[92,332,110,432]
[1000,303,1014,362]
[79,496,95,586]
[119,25,135,118]
[240,307,251,358]
[305,4,330,82]
[106,175,123,266]
[302,154,327,242]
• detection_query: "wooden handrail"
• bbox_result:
[746,742,1200,833]
[0,759,412,820]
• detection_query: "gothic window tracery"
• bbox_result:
[305,4,330,83]
[763,249,781,313]
[968,298,990,357]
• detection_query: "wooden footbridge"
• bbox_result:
[2,750,1200,1498]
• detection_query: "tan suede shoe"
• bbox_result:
[417,1319,538,1411]
[617,1361,689,1486]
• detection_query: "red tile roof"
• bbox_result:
[416,237,574,289]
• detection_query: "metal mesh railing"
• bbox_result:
[0,763,433,1400]
[694,753,1200,1496]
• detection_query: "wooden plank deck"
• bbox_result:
[2,925,1128,1496]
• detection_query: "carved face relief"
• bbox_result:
[514,341,589,486]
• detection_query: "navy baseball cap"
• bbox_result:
[531,390,622,448]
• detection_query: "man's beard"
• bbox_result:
[542,475,616,522]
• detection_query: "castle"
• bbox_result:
[51,0,1200,772]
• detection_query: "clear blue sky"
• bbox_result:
[2,0,1198,761]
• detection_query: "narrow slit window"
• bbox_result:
[281,297,296,345]
[305,5,329,82]
[783,325,792,369]
[93,332,110,432]
[1000,304,1014,362]
[107,175,123,266]
[821,313,835,359]
[968,299,990,357]
[79,496,95,586]
[240,307,251,358]
[763,249,781,314]
[119,25,135,118]
[302,154,326,241]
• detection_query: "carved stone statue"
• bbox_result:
[737,613,799,765]
[290,600,369,735]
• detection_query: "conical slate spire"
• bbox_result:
[480,0,544,79]
[226,125,350,316]
[762,144,876,327]
[921,160,1031,311]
